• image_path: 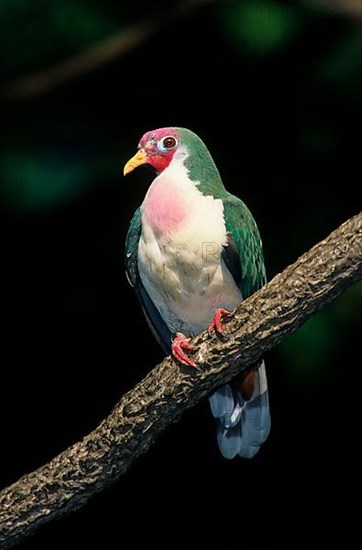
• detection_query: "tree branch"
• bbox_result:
[0,213,361,548]
[1,0,218,99]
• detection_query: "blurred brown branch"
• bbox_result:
[314,0,362,19]
[0,212,361,549]
[2,0,218,99]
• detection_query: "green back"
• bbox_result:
[178,128,229,199]
[222,193,267,298]
[177,128,266,298]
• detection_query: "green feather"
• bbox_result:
[178,128,228,199]
[177,128,266,299]
[125,206,142,287]
[222,194,266,298]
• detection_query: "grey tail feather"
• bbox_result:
[208,361,271,459]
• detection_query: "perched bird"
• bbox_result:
[123,127,270,459]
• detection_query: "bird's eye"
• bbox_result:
[163,136,176,148]
[158,136,178,152]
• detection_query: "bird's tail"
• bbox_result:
[209,361,270,459]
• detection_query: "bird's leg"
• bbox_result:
[171,332,197,368]
[208,308,231,339]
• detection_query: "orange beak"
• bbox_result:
[123,149,148,176]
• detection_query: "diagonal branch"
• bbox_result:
[0,212,361,549]
[1,0,218,99]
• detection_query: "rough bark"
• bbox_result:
[0,212,361,548]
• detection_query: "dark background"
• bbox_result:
[0,1,361,548]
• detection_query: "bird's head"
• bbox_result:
[123,127,181,176]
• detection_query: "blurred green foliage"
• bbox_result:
[223,0,300,54]
[280,282,362,381]
[0,149,91,209]
[0,0,118,78]
[321,31,362,82]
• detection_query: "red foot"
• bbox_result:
[208,308,231,335]
[171,333,197,368]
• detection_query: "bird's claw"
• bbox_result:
[172,333,197,368]
[208,308,231,340]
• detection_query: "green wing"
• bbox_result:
[222,194,266,299]
[125,207,142,287]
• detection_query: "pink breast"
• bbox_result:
[143,178,186,234]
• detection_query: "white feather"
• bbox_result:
[138,150,242,335]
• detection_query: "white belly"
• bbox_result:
[139,249,242,335]
[138,189,242,336]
